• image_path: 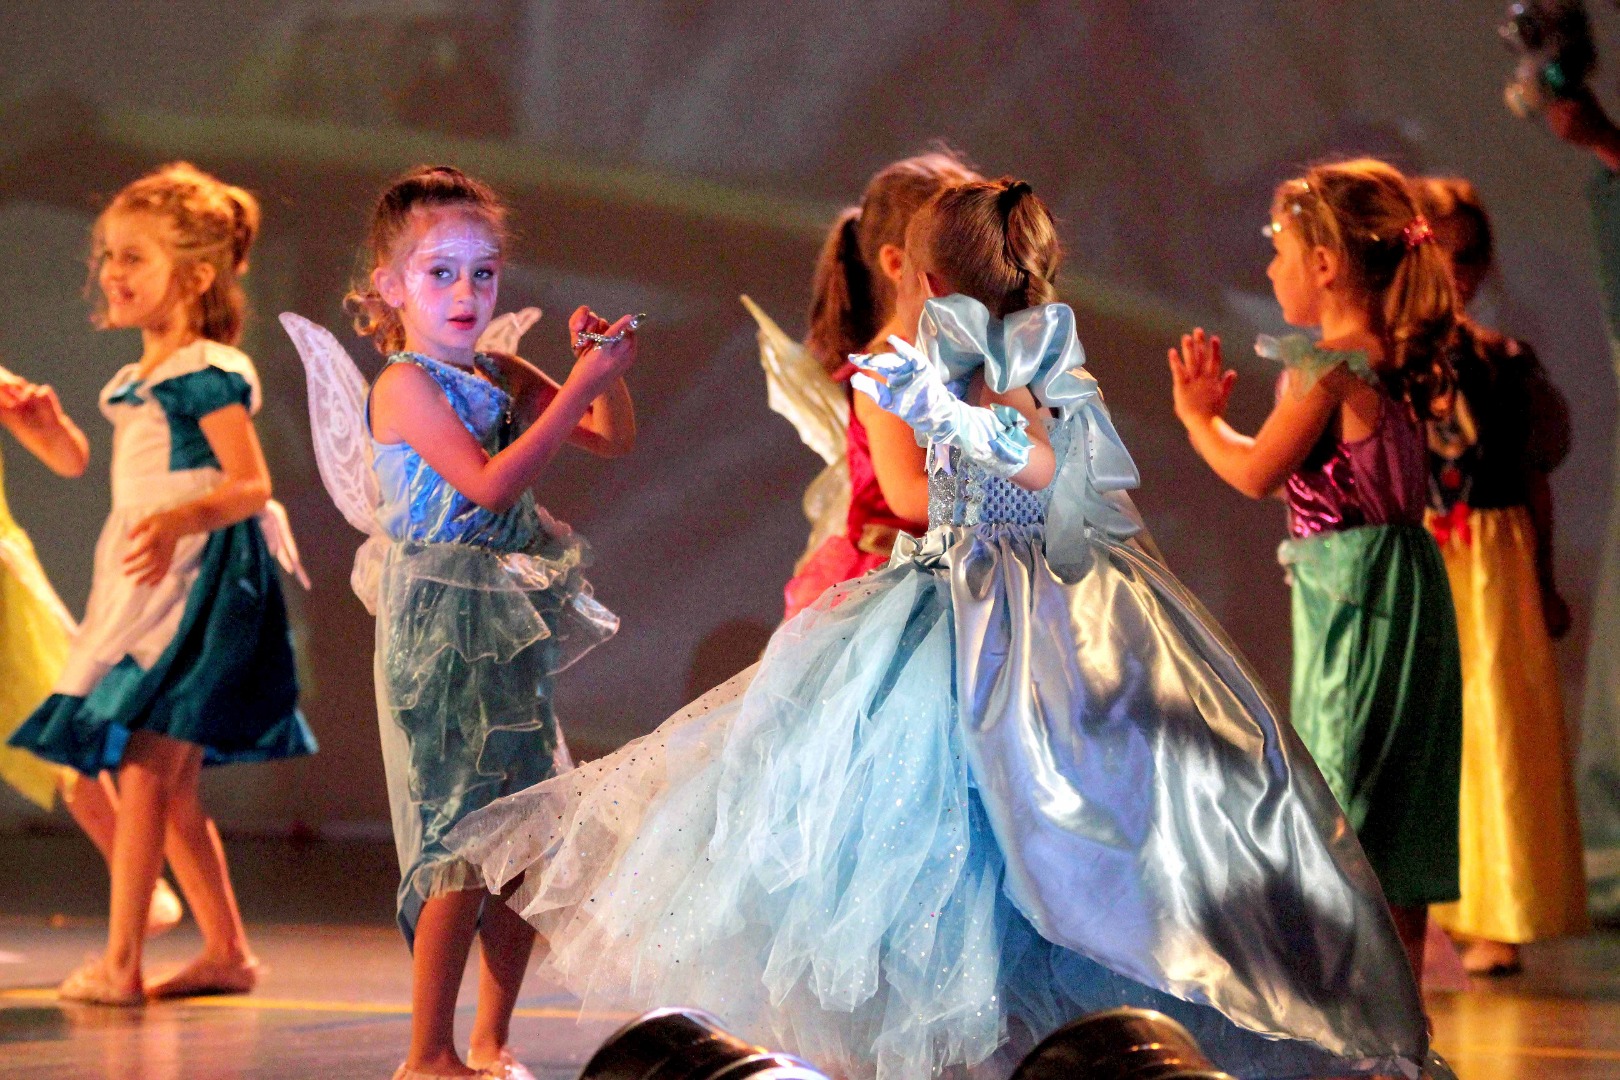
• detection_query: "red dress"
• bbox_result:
[782,363,927,620]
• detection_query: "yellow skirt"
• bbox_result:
[1428,506,1588,942]
[0,521,72,808]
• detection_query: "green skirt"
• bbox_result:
[1281,523,1462,906]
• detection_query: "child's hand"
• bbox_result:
[1169,328,1236,427]
[0,379,68,430]
[123,510,185,587]
[568,307,637,392]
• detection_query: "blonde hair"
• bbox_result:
[911,177,1061,318]
[344,165,508,355]
[1272,158,1457,417]
[806,151,979,373]
[92,162,260,345]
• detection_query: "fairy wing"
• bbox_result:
[742,295,847,466]
[476,307,542,357]
[279,313,381,536]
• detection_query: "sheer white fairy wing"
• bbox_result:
[741,295,851,564]
[742,295,847,466]
[279,313,381,537]
[476,307,542,356]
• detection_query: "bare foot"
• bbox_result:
[145,953,261,998]
[1460,939,1521,976]
[58,957,145,1006]
[467,1048,535,1080]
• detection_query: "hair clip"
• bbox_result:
[1403,216,1435,250]
[575,313,647,350]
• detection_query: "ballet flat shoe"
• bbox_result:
[390,1064,500,1080]
[58,959,145,1007]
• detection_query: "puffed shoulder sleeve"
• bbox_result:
[1508,338,1572,472]
[149,366,255,420]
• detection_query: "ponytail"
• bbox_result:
[806,208,874,374]
[803,151,980,373]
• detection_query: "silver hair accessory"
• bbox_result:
[575,313,647,350]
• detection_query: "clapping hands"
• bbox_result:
[1168,328,1236,428]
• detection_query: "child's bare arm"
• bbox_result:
[976,381,1056,492]
[0,368,89,478]
[374,314,636,513]
[1170,330,1337,499]
[123,404,271,585]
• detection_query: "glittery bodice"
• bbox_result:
[925,445,1048,530]
[1284,385,1427,539]
[370,352,543,552]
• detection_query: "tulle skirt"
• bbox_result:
[1426,506,1587,942]
[450,524,1431,1080]
[374,535,616,945]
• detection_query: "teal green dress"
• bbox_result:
[8,340,314,773]
[1273,337,1463,906]
[366,352,617,946]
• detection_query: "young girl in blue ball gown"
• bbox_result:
[450,177,1443,1080]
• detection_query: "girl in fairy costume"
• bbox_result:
[1170,157,1464,982]
[449,177,1442,1080]
[310,164,634,1080]
[9,162,316,1005]
[750,152,979,620]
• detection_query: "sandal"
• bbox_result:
[58,958,145,1007]
[145,954,261,999]
[391,1065,496,1080]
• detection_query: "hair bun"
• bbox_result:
[999,179,1034,211]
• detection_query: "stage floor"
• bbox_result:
[0,836,1616,1079]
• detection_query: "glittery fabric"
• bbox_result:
[448,301,1429,1080]
[1282,365,1428,539]
[368,352,616,945]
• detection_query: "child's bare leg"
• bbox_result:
[146,753,257,996]
[59,770,117,859]
[102,732,190,990]
[60,769,183,936]
[468,887,537,1069]
[409,888,485,1075]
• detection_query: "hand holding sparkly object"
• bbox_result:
[850,335,1032,479]
[567,308,639,394]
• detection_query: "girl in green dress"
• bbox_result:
[1169,157,1463,982]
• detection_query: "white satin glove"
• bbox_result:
[850,335,1032,479]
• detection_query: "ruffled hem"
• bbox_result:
[377,536,617,713]
[450,528,1427,1080]
[7,520,314,774]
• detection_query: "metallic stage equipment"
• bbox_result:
[1009,1008,1235,1080]
[577,1008,829,1080]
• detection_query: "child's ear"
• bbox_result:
[373,265,404,309]
[190,261,217,298]
[877,243,906,285]
[1309,245,1339,291]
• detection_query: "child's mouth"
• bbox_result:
[448,315,476,330]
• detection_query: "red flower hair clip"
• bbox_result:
[1403,215,1435,250]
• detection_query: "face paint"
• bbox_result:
[390,211,502,365]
